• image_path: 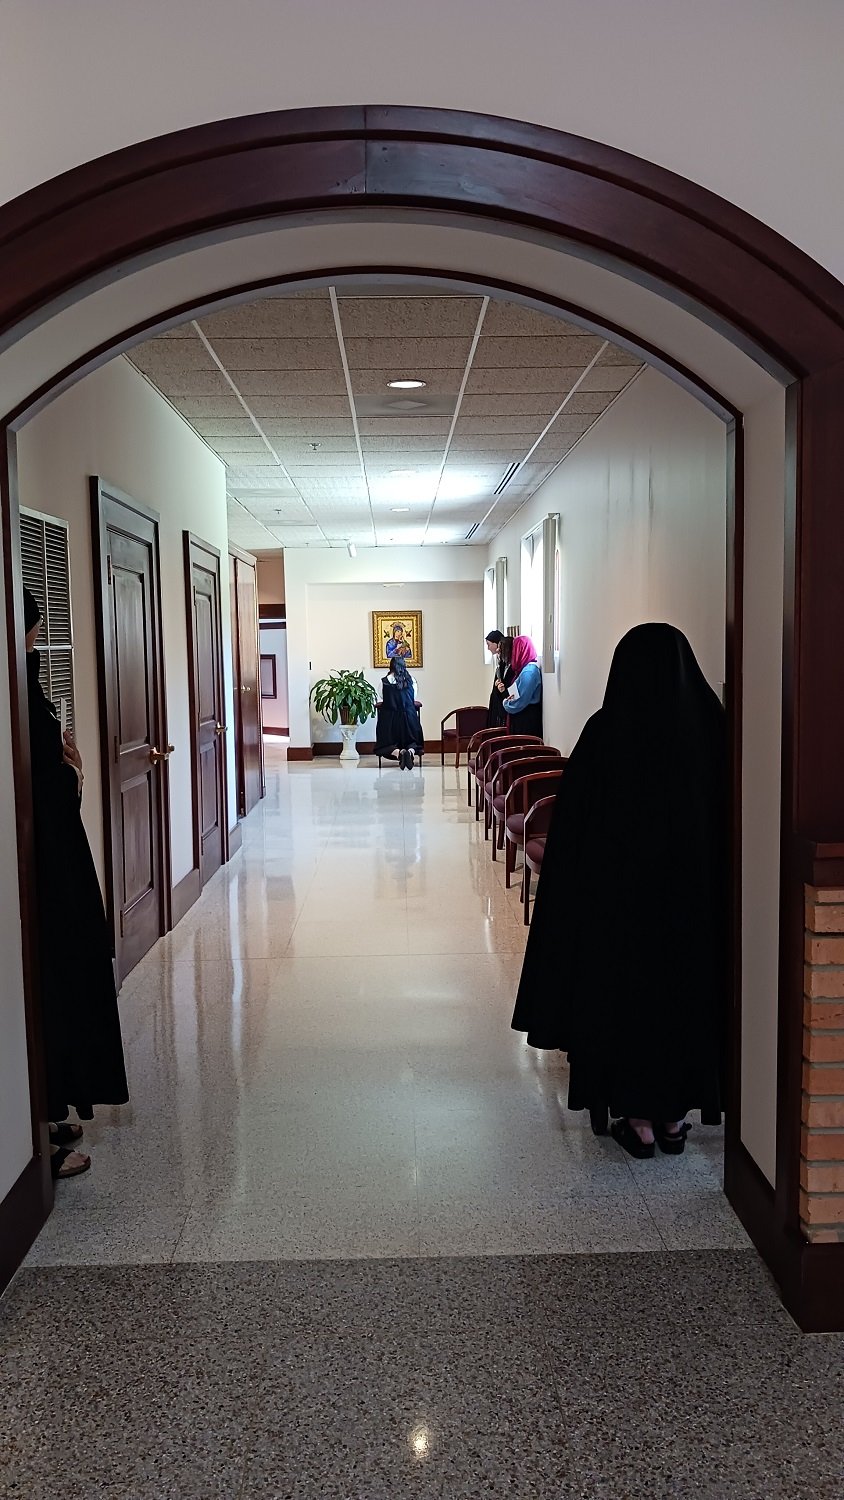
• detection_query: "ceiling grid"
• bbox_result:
[127,287,643,550]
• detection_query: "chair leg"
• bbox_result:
[523,867,532,925]
[475,782,482,821]
[505,837,514,889]
[467,766,472,807]
[497,817,505,851]
[491,815,497,860]
[484,798,491,840]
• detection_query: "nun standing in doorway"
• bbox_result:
[512,623,727,1156]
[23,586,128,1179]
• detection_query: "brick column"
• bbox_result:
[801,885,844,1240]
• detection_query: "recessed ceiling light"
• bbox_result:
[387,379,427,390]
[391,507,410,513]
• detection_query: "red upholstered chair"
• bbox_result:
[466,725,508,806]
[472,734,542,820]
[440,706,489,767]
[488,749,562,858]
[504,765,566,888]
[480,740,547,833]
[522,795,557,924]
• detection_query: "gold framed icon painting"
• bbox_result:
[371,610,424,669]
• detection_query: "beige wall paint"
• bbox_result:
[490,369,728,753]
[305,580,486,747]
[284,547,489,748]
[16,357,234,890]
[1,2,843,280]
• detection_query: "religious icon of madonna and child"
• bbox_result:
[371,610,424,668]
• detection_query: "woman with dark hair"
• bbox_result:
[512,623,726,1158]
[501,634,542,737]
[23,586,128,1179]
[374,655,425,770]
[485,631,513,728]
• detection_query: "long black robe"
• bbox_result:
[27,650,128,1120]
[486,662,514,728]
[512,624,726,1123]
[374,673,424,756]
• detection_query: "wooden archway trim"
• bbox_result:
[1,106,844,374]
[1,105,843,1328]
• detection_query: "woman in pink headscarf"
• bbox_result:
[502,634,543,737]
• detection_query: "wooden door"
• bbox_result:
[185,535,227,887]
[229,546,264,818]
[91,481,171,980]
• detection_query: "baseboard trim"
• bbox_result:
[171,867,201,927]
[725,1139,844,1331]
[0,1155,51,1298]
[228,821,243,855]
[287,746,314,761]
[263,726,289,738]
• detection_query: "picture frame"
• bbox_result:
[260,653,277,699]
[371,609,424,669]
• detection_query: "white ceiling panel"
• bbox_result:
[127,285,643,549]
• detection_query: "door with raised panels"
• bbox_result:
[186,535,227,887]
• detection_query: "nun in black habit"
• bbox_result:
[512,624,726,1158]
[24,587,128,1178]
[374,657,425,769]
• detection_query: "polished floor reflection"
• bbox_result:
[5,751,843,1498]
[26,748,741,1266]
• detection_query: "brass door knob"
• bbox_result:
[215,723,227,735]
[149,746,165,765]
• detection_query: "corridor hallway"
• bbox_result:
[2,749,843,1497]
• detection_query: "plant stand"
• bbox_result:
[339,724,359,762]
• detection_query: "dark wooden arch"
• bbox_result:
[1,106,843,1328]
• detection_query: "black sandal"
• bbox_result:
[611,1117,655,1160]
[654,1122,692,1156]
[50,1146,91,1180]
[49,1122,84,1147]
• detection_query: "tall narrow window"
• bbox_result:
[19,508,76,734]
[520,526,544,654]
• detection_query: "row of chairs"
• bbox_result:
[464,725,567,923]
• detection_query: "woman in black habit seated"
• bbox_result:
[24,586,128,1178]
[375,655,425,770]
[485,630,513,728]
[512,623,726,1158]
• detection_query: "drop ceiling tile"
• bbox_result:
[474,334,604,369]
[204,338,343,370]
[349,369,462,397]
[249,397,352,417]
[344,338,472,371]
[170,396,246,418]
[197,296,335,339]
[461,392,572,416]
[129,338,216,372]
[453,415,548,437]
[190,418,257,438]
[597,347,643,367]
[578,367,641,394]
[337,296,482,338]
[226,370,348,397]
[360,435,446,453]
[260,418,356,437]
[466,368,586,396]
[358,417,450,435]
[136,369,232,396]
[482,302,590,338]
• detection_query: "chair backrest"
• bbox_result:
[506,763,567,815]
[468,725,509,759]
[454,706,490,740]
[524,794,558,841]
[492,752,563,799]
[485,742,555,787]
[476,734,542,778]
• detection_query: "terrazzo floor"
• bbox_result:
[3,749,842,1496]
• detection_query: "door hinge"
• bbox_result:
[107,555,113,586]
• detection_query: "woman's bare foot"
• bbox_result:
[629,1117,655,1145]
[50,1144,91,1179]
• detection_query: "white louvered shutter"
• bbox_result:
[19,508,76,736]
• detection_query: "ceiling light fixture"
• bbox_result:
[347,541,357,558]
[387,379,427,390]
[391,507,410,513]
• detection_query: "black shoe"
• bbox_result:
[654,1122,691,1155]
[610,1117,655,1159]
[398,749,408,770]
[406,749,415,770]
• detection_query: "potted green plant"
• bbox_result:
[309,668,378,762]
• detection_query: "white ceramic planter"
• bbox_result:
[339,724,359,762]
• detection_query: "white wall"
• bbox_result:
[1,1,843,281]
[0,565,33,1202]
[283,547,488,747]
[490,369,727,754]
[305,580,486,747]
[260,626,289,732]
[257,555,285,606]
[16,356,234,888]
